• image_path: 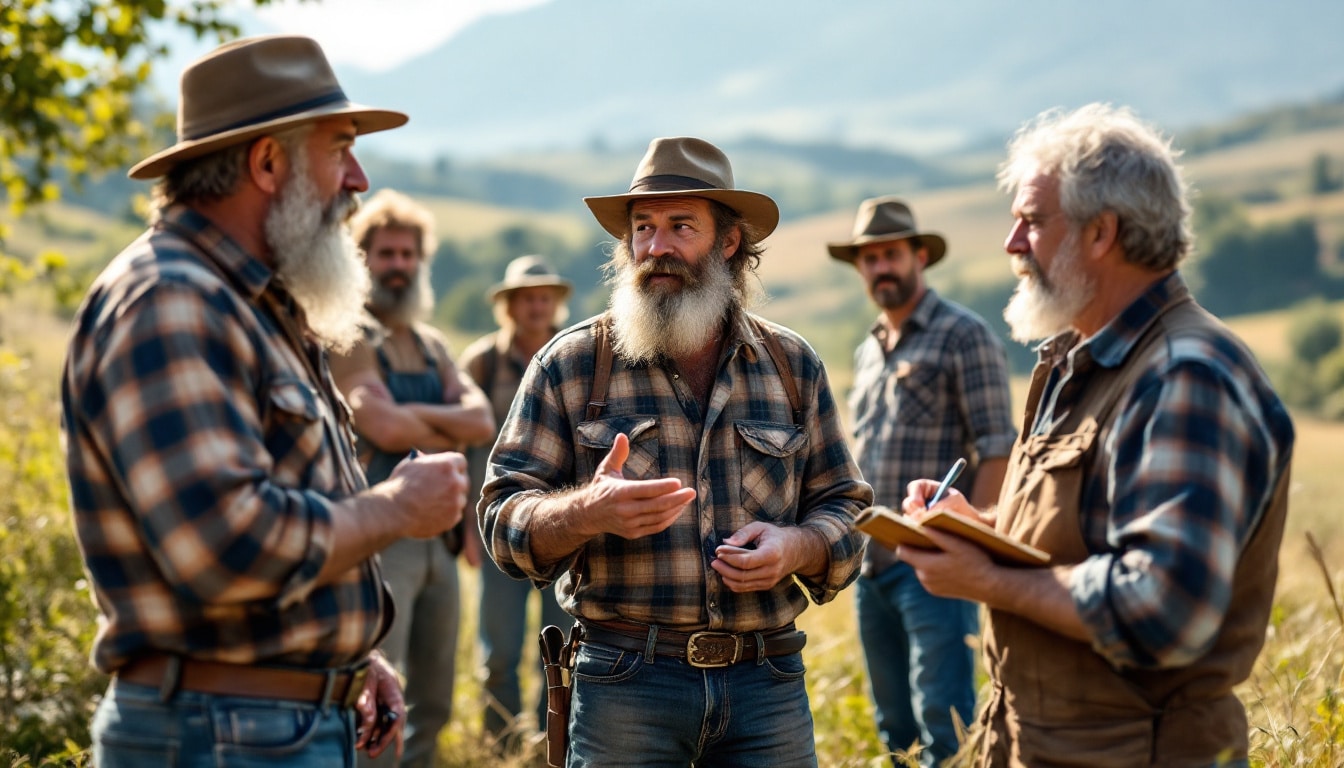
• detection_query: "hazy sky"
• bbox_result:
[251,0,552,71]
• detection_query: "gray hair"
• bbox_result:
[997,103,1192,271]
[151,125,313,216]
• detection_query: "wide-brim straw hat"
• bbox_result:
[828,196,947,267]
[584,137,779,242]
[129,35,408,180]
[488,255,573,302]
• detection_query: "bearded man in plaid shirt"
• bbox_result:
[480,136,872,767]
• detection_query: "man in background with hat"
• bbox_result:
[331,188,496,768]
[459,255,574,754]
[61,35,468,765]
[830,197,1015,765]
[480,136,872,766]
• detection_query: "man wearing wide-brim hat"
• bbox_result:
[831,196,1015,766]
[459,254,573,753]
[62,34,469,765]
[480,136,872,766]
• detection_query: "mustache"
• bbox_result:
[634,257,697,286]
[326,192,359,226]
[378,269,415,287]
[871,275,901,289]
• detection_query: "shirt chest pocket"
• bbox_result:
[893,364,948,427]
[576,416,661,480]
[736,420,809,522]
[264,376,329,488]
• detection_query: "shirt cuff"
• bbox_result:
[1071,553,1135,668]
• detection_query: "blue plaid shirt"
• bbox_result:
[62,206,385,673]
[848,289,1017,571]
[480,311,872,633]
[1034,273,1295,668]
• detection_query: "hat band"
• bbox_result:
[183,88,350,141]
[627,174,721,194]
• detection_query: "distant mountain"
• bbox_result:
[318,0,1344,161]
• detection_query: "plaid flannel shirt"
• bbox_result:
[480,311,872,633]
[62,205,385,674]
[848,289,1017,571]
[1035,273,1295,668]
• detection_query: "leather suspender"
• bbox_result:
[584,314,802,425]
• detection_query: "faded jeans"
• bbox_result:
[477,559,569,740]
[566,637,817,767]
[857,561,978,767]
[92,679,357,767]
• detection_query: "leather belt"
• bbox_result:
[117,654,369,709]
[579,619,806,668]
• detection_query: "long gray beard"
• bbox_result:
[1003,228,1095,343]
[607,248,737,365]
[266,159,370,353]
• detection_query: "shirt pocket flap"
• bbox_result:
[1023,429,1095,470]
[735,420,808,458]
[268,377,320,422]
[576,416,659,450]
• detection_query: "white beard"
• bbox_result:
[607,244,737,365]
[1003,228,1096,344]
[266,153,370,353]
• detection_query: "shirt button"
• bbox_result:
[709,600,718,609]
[673,373,680,379]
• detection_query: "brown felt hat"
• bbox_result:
[128,35,408,180]
[488,255,573,302]
[828,196,947,267]
[584,137,779,241]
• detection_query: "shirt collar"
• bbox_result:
[161,204,274,300]
[1041,271,1189,371]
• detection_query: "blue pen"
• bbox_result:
[927,457,967,508]
[407,447,422,460]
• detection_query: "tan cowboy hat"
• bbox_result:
[129,35,408,180]
[584,137,779,241]
[827,196,947,267]
[488,255,573,302]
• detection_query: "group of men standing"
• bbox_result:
[62,33,1294,768]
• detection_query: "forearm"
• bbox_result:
[404,402,495,446]
[316,485,412,584]
[503,486,595,568]
[983,564,1090,643]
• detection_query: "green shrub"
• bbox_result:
[1288,299,1344,365]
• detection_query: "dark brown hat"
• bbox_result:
[828,196,947,267]
[584,137,779,241]
[129,35,408,180]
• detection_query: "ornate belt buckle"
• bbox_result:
[686,631,742,668]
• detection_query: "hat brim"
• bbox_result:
[488,277,574,303]
[584,189,780,242]
[827,231,947,268]
[128,102,409,180]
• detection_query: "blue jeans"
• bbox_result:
[857,561,978,767]
[92,679,356,767]
[361,538,460,768]
[566,638,817,767]
[477,558,569,740]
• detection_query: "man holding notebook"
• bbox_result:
[900,104,1294,767]
[830,198,1016,766]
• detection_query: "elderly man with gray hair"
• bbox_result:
[897,103,1294,767]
